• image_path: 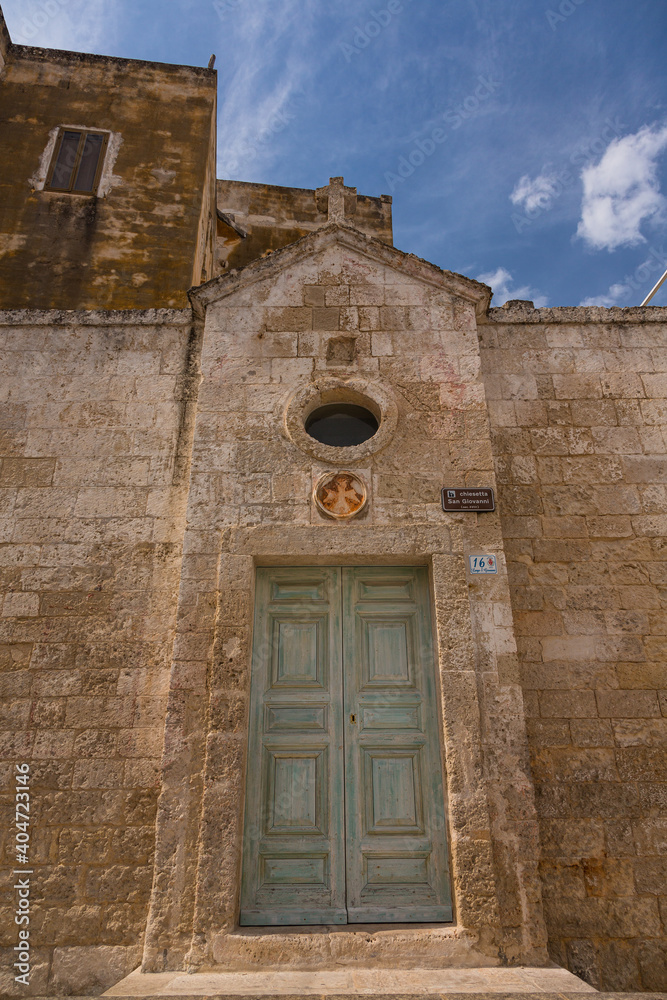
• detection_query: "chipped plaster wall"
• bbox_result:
[0,46,216,310]
[142,227,547,974]
[480,304,667,992]
[0,308,196,997]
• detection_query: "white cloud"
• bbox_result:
[576,123,667,251]
[510,169,560,214]
[215,0,321,178]
[579,283,630,307]
[4,0,118,53]
[579,247,667,306]
[476,266,548,308]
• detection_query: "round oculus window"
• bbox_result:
[283,377,398,463]
[304,403,379,447]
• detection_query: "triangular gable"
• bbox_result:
[190,223,491,319]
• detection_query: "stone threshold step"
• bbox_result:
[101,967,600,998]
[41,995,665,1000]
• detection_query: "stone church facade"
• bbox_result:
[0,8,665,995]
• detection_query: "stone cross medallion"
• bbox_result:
[314,470,367,519]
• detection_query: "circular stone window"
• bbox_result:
[305,403,379,447]
[284,377,398,464]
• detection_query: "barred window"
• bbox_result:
[46,129,108,194]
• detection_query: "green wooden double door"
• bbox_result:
[240,566,452,925]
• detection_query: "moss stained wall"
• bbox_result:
[216,178,393,273]
[0,44,216,310]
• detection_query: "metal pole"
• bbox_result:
[641,266,667,306]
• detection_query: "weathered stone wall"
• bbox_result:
[0,309,194,996]
[2,235,665,996]
[480,304,667,991]
[0,5,10,72]
[143,226,548,973]
[216,178,393,272]
[0,41,216,310]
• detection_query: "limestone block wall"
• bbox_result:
[480,304,667,992]
[0,309,194,996]
[144,226,548,972]
[216,177,393,272]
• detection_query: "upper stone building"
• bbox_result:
[0,5,665,996]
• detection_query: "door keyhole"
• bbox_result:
[350,713,357,724]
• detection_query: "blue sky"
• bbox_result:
[5,0,667,307]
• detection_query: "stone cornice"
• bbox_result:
[189,223,492,320]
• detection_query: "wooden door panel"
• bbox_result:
[343,566,452,923]
[357,575,416,602]
[361,704,421,730]
[240,567,346,926]
[271,615,327,688]
[265,748,326,834]
[261,854,328,885]
[265,704,328,731]
[363,748,424,834]
[363,616,414,686]
[270,578,328,602]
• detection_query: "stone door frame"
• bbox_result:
[143,525,548,971]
